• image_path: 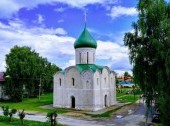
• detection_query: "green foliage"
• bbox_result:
[0,115,65,126]
[116,88,141,103]
[0,93,69,114]
[46,111,58,126]
[123,71,132,81]
[18,109,25,125]
[2,106,17,122]
[5,46,61,101]
[2,106,9,116]
[18,110,25,120]
[124,0,170,125]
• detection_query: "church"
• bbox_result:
[53,25,116,111]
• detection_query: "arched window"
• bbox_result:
[87,52,89,64]
[93,53,95,63]
[97,78,99,85]
[104,78,106,84]
[79,53,81,64]
[71,96,75,108]
[104,95,107,107]
[59,78,61,86]
[72,78,75,86]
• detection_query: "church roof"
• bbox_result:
[74,26,97,49]
[76,64,103,73]
[58,64,105,74]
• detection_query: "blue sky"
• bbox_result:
[0,0,140,75]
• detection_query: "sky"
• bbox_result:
[0,0,140,75]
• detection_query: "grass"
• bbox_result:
[0,93,69,114]
[0,88,140,119]
[0,115,64,126]
[117,94,140,103]
[116,87,141,103]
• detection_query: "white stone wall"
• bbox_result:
[101,67,110,107]
[53,72,64,107]
[53,66,116,111]
[109,72,117,105]
[53,67,96,111]
[75,48,96,64]
[63,67,81,108]
[93,70,102,110]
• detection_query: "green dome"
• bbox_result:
[74,27,97,49]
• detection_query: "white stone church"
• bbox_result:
[53,26,116,111]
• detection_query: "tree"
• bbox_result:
[5,46,61,101]
[2,106,17,122]
[124,0,170,125]
[18,109,25,125]
[46,111,58,126]
[124,71,131,80]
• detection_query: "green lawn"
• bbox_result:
[0,93,69,114]
[116,87,141,103]
[117,94,140,103]
[0,116,64,126]
[0,89,140,117]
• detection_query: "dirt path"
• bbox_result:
[0,100,145,126]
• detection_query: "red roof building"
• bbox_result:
[117,75,132,82]
[0,72,5,82]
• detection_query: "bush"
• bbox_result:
[1,106,17,122]
[47,111,58,126]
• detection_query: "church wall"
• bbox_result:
[65,67,81,89]
[109,72,116,105]
[79,70,94,110]
[101,67,111,107]
[93,70,103,110]
[53,67,117,110]
[53,73,64,107]
[56,68,94,110]
[75,48,96,64]
[81,70,94,89]
[62,67,81,108]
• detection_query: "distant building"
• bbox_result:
[0,72,5,99]
[118,81,135,88]
[53,26,116,111]
[117,76,132,82]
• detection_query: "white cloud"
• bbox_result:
[54,7,66,12]
[0,0,118,18]
[96,40,128,60]
[58,19,64,23]
[37,14,45,24]
[0,60,6,72]
[0,0,20,18]
[96,40,132,72]
[0,19,131,74]
[0,20,75,71]
[108,6,138,19]
[64,59,75,68]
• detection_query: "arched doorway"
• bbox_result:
[71,96,75,108]
[104,95,107,107]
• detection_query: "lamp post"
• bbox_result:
[38,73,45,100]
